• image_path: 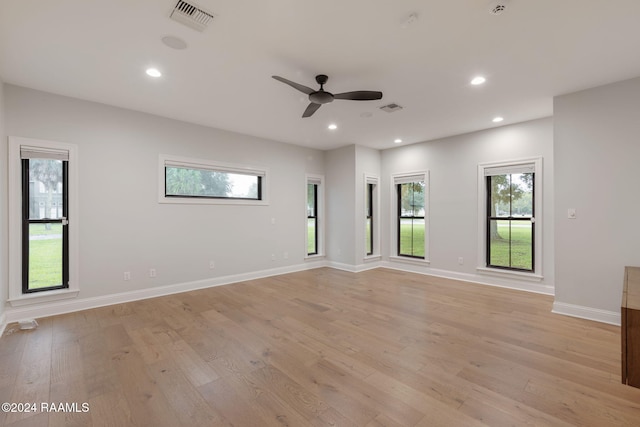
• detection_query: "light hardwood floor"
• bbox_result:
[1,268,639,426]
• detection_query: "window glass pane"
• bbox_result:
[489,173,533,218]
[166,166,260,199]
[366,218,372,255]
[28,159,63,219]
[399,182,425,217]
[512,173,533,217]
[307,183,316,216]
[307,218,317,254]
[511,221,533,270]
[28,222,63,290]
[489,219,533,270]
[489,175,512,217]
[489,219,510,268]
[399,218,425,257]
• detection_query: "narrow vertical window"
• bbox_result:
[396,175,427,259]
[21,149,69,293]
[307,182,318,256]
[305,174,324,258]
[365,183,374,256]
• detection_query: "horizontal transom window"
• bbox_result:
[159,155,268,205]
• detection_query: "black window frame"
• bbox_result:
[366,183,374,256]
[22,158,69,294]
[485,172,535,272]
[164,165,263,201]
[397,181,426,259]
[307,182,318,256]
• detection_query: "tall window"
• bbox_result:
[306,174,324,257]
[307,182,318,255]
[365,182,374,256]
[395,174,427,259]
[479,159,541,275]
[22,154,69,292]
[9,137,79,303]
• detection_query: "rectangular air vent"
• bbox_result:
[170,0,215,32]
[379,103,404,113]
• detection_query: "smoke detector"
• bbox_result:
[380,103,404,113]
[169,0,215,32]
[488,0,510,15]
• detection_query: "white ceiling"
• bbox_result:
[1,0,640,150]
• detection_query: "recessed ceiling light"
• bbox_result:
[471,76,486,85]
[146,68,162,78]
[328,123,338,130]
[492,116,504,123]
[394,138,403,144]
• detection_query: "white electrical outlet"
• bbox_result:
[283,252,289,259]
[458,257,464,265]
[124,271,131,281]
[271,253,276,261]
[209,260,215,269]
[149,268,156,278]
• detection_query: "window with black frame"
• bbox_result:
[307,182,318,255]
[366,182,374,256]
[397,179,425,259]
[486,166,534,271]
[21,152,69,293]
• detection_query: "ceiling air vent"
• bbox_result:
[379,103,404,113]
[170,0,215,32]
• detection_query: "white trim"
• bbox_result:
[8,263,623,327]
[8,136,80,305]
[8,289,79,307]
[158,153,269,205]
[477,157,543,275]
[390,170,430,261]
[388,255,431,267]
[328,260,382,273]
[476,267,543,282]
[363,174,380,260]
[383,260,554,295]
[306,174,325,257]
[552,301,620,326]
[4,261,329,324]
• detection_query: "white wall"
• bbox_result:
[554,76,640,322]
[325,145,356,266]
[354,145,381,268]
[3,85,324,315]
[0,81,7,331]
[381,118,554,293]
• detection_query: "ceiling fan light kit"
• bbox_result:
[272,74,383,118]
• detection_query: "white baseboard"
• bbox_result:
[4,261,328,324]
[3,259,618,328]
[381,261,555,295]
[552,301,620,326]
[328,260,382,273]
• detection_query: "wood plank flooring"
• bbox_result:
[1,267,640,426]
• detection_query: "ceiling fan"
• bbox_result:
[272,74,383,118]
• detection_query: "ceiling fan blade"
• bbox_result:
[272,75,315,95]
[334,91,383,101]
[302,103,322,118]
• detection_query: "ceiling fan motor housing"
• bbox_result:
[309,91,334,104]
